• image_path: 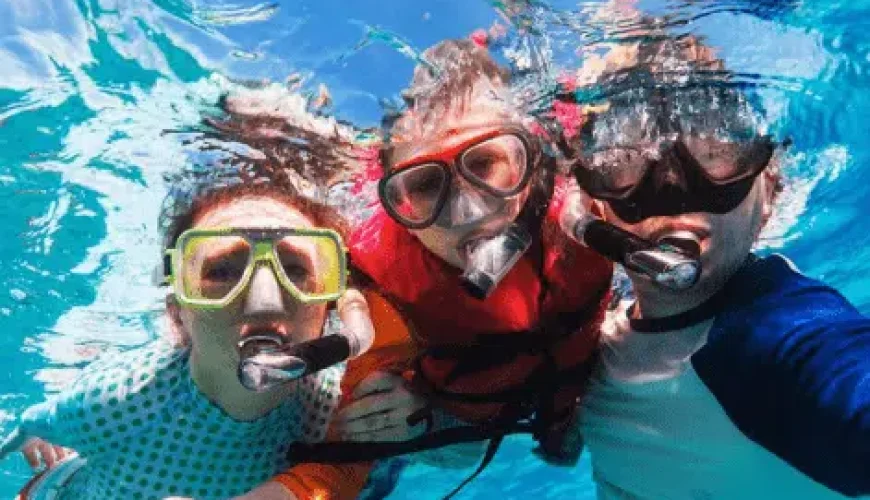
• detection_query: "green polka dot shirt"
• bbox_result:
[13,340,344,499]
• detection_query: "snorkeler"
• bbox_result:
[319,38,614,480]
[567,35,870,499]
[1,131,414,499]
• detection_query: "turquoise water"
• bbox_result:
[1,0,870,498]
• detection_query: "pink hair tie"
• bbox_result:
[550,100,587,140]
[470,29,489,48]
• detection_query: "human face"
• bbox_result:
[389,104,534,269]
[597,168,777,299]
[169,196,329,362]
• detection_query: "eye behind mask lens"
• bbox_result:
[606,174,757,223]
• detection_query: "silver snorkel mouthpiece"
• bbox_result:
[624,246,701,290]
[238,332,355,392]
[238,333,305,392]
[239,352,309,392]
[564,211,701,292]
[460,223,533,300]
[237,292,376,392]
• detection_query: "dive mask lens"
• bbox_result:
[275,234,344,302]
[180,234,252,305]
[682,135,775,183]
[381,163,450,227]
[459,134,529,194]
[576,136,774,223]
[581,146,652,197]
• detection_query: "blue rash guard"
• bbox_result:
[581,254,870,499]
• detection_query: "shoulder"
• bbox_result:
[18,341,189,450]
[342,291,415,391]
[694,252,867,389]
[361,290,412,349]
[718,254,858,325]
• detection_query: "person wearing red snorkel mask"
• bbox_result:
[184,38,612,498]
[298,38,615,493]
[562,35,870,500]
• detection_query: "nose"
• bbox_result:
[651,156,689,192]
[243,265,286,315]
[438,180,492,228]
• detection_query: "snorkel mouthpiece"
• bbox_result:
[239,335,351,392]
[563,211,701,291]
[624,246,701,290]
[237,291,376,392]
[460,223,533,300]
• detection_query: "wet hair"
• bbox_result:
[201,99,363,190]
[386,38,513,141]
[160,85,366,250]
[162,181,349,252]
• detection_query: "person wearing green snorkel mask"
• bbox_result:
[562,34,870,500]
[0,174,383,499]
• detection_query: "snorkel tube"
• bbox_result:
[237,291,375,392]
[560,203,701,291]
[460,223,533,300]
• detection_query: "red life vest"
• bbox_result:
[349,182,613,424]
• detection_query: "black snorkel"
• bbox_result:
[237,293,375,392]
[560,202,701,291]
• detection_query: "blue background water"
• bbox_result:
[1,0,869,498]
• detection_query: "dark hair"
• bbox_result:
[160,87,365,250]
[199,100,361,190]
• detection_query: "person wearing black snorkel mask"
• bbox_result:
[564,35,870,500]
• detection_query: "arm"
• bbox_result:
[694,260,870,497]
[1,342,185,460]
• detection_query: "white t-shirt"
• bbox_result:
[579,301,851,500]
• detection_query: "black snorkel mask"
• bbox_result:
[574,134,779,224]
[571,85,787,224]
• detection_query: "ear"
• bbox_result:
[759,168,778,227]
[165,294,188,341]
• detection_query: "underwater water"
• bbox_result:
[1,0,869,498]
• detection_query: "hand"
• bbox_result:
[336,288,375,357]
[20,438,75,470]
[334,371,428,442]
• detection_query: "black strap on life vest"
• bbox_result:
[441,433,506,499]
[286,419,535,465]
[287,168,603,495]
[287,406,543,500]
[412,290,604,408]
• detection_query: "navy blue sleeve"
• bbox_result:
[693,256,870,497]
